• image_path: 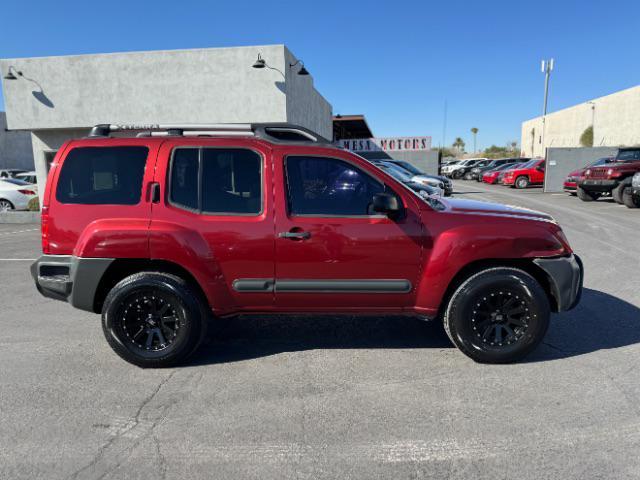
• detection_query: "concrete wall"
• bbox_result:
[522,84,640,157]
[1,45,331,134]
[544,147,618,193]
[284,47,332,139]
[0,112,34,170]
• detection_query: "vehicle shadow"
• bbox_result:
[189,288,640,365]
[525,287,640,362]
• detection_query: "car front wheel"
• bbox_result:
[443,267,550,363]
[612,183,627,204]
[515,176,529,189]
[577,187,601,202]
[102,272,207,368]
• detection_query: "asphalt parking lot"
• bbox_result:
[1,183,639,480]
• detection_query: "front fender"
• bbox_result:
[415,218,566,315]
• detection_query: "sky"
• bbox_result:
[1,0,639,150]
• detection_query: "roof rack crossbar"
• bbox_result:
[88,122,333,145]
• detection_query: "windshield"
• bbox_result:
[591,157,612,167]
[615,150,640,162]
[378,163,413,182]
[391,160,422,176]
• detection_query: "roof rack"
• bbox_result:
[88,123,333,145]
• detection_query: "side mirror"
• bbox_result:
[372,192,401,216]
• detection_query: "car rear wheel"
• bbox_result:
[515,176,529,189]
[102,272,208,368]
[577,187,601,202]
[0,199,14,212]
[453,170,463,179]
[443,267,550,363]
[464,172,474,180]
[623,187,640,208]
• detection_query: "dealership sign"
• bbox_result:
[337,136,432,152]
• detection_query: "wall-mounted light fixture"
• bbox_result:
[3,66,23,80]
[251,54,310,76]
[289,60,309,76]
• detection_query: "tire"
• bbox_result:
[515,176,529,189]
[443,267,550,364]
[102,272,208,368]
[464,172,474,181]
[612,183,627,204]
[623,187,640,208]
[577,187,601,202]
[0,199,14,212]
[452,170,462,179]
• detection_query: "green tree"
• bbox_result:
[452,137,465,153]
[580,126,594,147]
[470,127,479,153]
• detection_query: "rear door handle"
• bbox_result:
[278,231,311,240]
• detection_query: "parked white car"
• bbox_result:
[15,171,37,184]
[0,169,28,179]
[441,158,488,178]
[0,179,38,211]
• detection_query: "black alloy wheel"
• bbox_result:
[443,267,550,363]
[118,290,183,352]
[470,291,531,347]
[102,272,207,368]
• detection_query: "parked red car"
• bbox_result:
[502,159,546,189]
[563,157,612,195]
[482,163,523,184]
[31,123,582,367]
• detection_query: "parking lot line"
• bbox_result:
[0,228,40,236]
[0,258,36,261]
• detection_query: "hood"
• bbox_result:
[439,197,554,222]
[567,168,583,177]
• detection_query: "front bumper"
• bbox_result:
[533,254,583,312]
[579,179,618,192]
[31,255,114,312]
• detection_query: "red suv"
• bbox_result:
[563,157,612,195]
[31,124,582,367]
[578,148,640,203]
[502,159,546,189]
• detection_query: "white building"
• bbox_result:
[1,45,332,194]
[521,84,640,157]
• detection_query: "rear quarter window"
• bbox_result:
[56,146,148,205]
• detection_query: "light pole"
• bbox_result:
[540,58,554,157]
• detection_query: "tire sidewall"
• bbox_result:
[516,176,529,189]
[102,273,203,367]
[445,268,550,363]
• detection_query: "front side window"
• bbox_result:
[616,149,640,162]
[56,146,148,205]
[169,148,262,215]
[286,156,384,216]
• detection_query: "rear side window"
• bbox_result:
[56,147,148,205]
[169,148,262,215]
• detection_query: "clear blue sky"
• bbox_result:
[1,0,638,150]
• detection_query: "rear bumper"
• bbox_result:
[563,181,577,192]
[31,255,114,312]
[579,179,618,192]
[533,254,583,312]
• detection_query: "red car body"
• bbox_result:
[563,157,612,194]
[502,159,546,188]
[482,163,523,184]
[31,124,583,365]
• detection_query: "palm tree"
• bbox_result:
[470,128,479,153]
[452,137,465,153]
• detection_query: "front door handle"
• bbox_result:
[278,231,311,240]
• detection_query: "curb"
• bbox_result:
[0,212,41,224]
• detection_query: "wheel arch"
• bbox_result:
[436,258,558,319]
[92,258,210,314]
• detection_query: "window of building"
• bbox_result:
[56,146,148,205]
[285,156,384,216]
